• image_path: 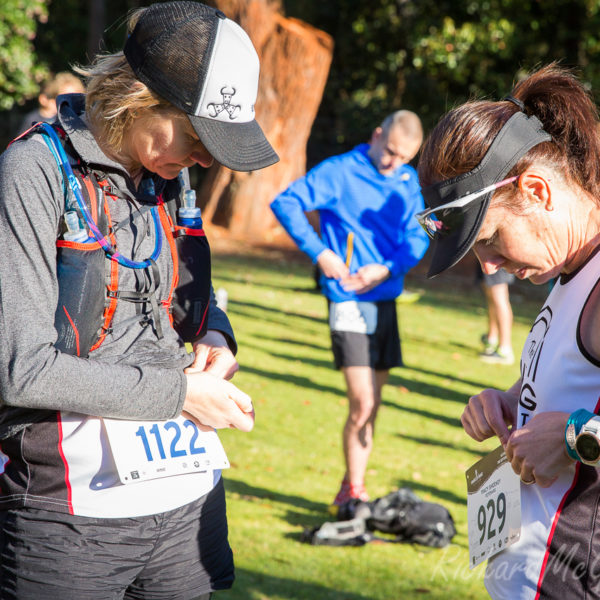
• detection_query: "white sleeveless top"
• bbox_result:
[485,249,600,599]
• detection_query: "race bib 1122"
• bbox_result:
[103,416,230,485]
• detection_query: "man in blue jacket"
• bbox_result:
[271,111,429,507]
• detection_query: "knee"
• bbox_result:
[347,399,376,428]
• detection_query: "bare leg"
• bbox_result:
[488,283,513,350]
[342,366,388,486]
[482,283,499,344]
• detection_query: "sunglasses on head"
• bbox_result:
[415,176,519,240]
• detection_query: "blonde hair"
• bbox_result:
[74,8,183,161]
[42,71,84,98]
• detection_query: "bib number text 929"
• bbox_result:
[135,420,206,462]
[478,491,506,544]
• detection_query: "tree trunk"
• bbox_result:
[87,0,106,59]
[200,0,333,242]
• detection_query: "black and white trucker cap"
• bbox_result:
[124,1,279,172]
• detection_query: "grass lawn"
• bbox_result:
[209,243,548,600]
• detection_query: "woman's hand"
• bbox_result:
[461,387,519,446]
[183,371,254,432]
[505,411,573,487]
[183,329,253,431]
[187,330,238,380]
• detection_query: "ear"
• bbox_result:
[38,93,51,109]
[370,126,383,145]
[518,170,553,211]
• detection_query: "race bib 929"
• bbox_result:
[466,446,521,568]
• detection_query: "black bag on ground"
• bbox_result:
[365,488,456,548]
[302,518,374,547]
[301,488,456,548]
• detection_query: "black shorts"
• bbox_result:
[0,478,232,600]
[329,300,402,370]
[475,266,515,287]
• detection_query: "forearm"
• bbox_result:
[0,346,186,420]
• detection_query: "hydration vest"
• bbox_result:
[26,122,212,357]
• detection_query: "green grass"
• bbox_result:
[209,247,548,600]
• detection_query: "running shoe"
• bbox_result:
[332,480,369,507]
[480,346,514,365]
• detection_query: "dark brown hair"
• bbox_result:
[418,63,600,201]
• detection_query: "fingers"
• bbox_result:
[183,372,254,432]
[317,249,350,280]
[190,334,239,380]
[188,344,210,372]
[182,411,215,432]
[204,351,239,380]
[230,387,253,414]
[229,408,255,433]
[461,392,512,445]
[340,275,369,294]
[226,386,254,432]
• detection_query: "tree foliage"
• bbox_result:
[0,0,49,109]
[284,0,600,166]
[4,0,600,163]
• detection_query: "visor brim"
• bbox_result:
[426,195,490,277]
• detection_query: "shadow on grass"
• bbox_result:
[241,340,333,371]
[388,374,471,406]
[253,331,329,352]
[215,270,320,294]
[226,567,376,600]
[396,432,487,459]
[394,478,467,508]
[223,477,326,514]
[241,364,344,397]
[230,299,325,329]
[400,364,504,393]
[381,400,463,429]
[403,332,481,354]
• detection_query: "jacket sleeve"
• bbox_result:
[0,139,186,421]
[270,160,341,262]
[203,286,237,355]
[382,174,429,278]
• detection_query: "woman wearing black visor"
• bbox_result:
[417,64,600,599]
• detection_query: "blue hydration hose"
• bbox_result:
[40,122,163,269]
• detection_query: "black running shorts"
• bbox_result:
[0,478,232,600]
[329,300,402,370]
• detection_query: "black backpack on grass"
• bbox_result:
[365,488,456,548]
[305,488,456,548]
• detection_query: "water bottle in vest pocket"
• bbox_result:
[170,189,212,342]
[54,209,107,357]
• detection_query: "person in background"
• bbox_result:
[417,64,600,599]
[17,71,85,134]
[271,111,429,507]
[477,264,515,364]
[0,2,278,598]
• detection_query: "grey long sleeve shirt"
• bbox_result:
[0,94,234,437]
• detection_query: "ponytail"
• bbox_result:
[419,63,600,201]
[511,63,600,199]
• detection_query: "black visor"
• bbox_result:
[420,111,551,278]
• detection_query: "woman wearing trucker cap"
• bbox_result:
[417,64,600,598]
[0,2,277,598]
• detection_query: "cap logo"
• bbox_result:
[207,86,241,120]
